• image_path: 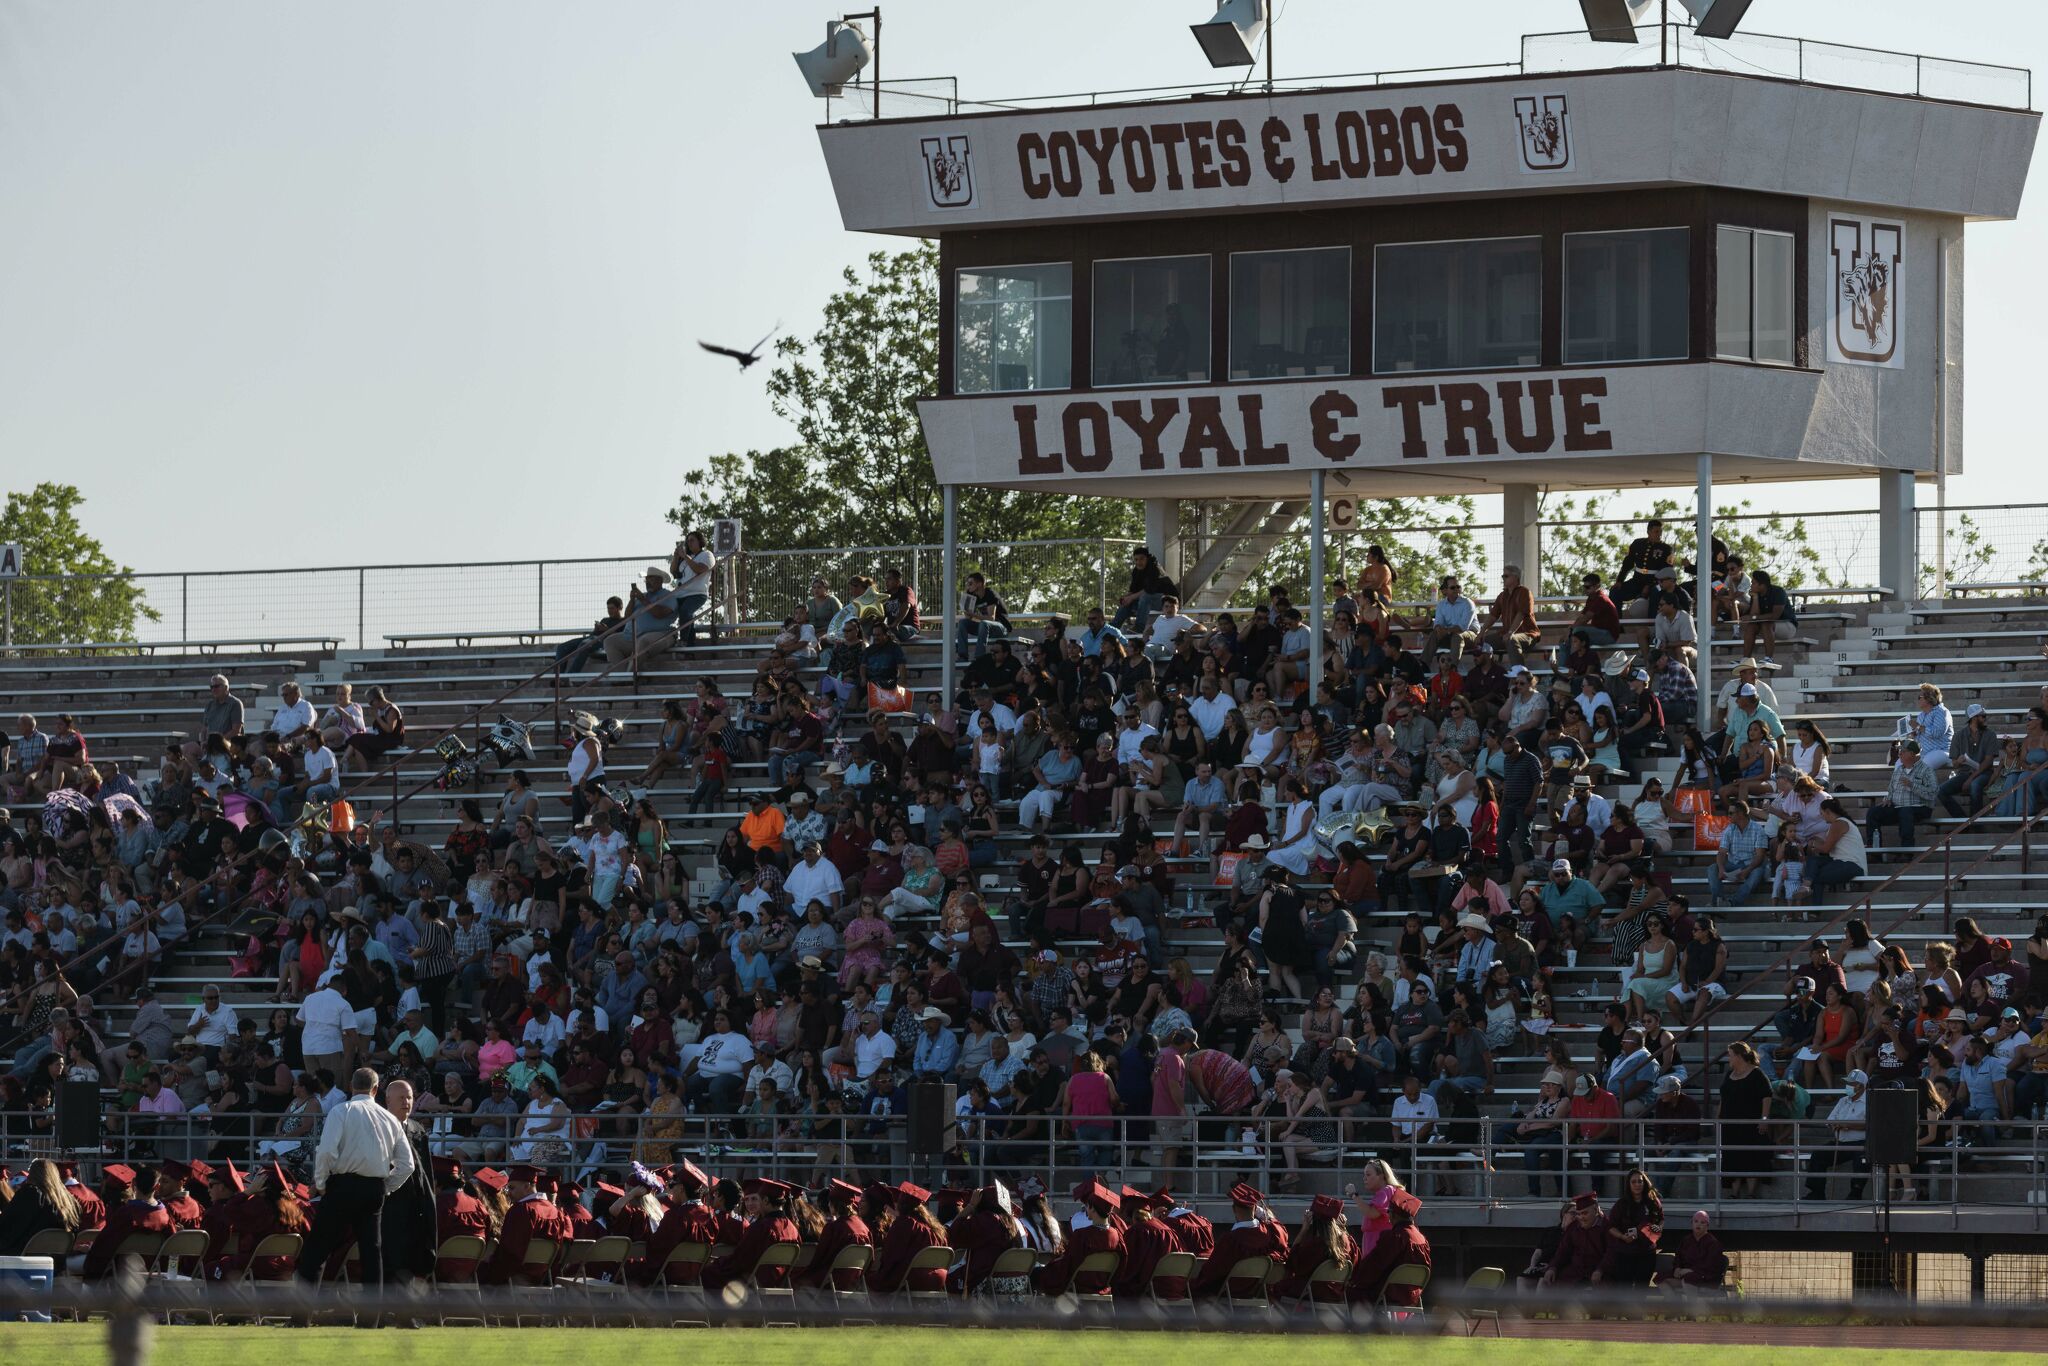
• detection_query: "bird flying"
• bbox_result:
[698,321,780,371]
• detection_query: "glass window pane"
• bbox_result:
[1563,228,1689,364]
[1753,231,1795,365]
[1092,256,1210,386]
[1228,247,1351,380]
[1374,238,1541,374]
[955,263,1073,394]
[1715,226,1753,360]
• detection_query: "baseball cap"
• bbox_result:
[1966,703,1986,719]
[1655,1074,1683,1094]
[1571,1075,1593,1096]
[1550,859,1573,874]
[1630,668,1649,681]
[1737,683,1757,697]
[1845,1069,1869,1086]
[2002,1007,2022,1020]
[1507,665,1531,678]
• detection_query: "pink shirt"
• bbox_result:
[1151,1048,1187,1117]
[1067,1070,1114,1118]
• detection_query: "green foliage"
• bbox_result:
[0,483,159,645]
[1919,514,1999,596]
[670,243,1139,615]
[1225,497,1489,608]
[1534,493,1830,597]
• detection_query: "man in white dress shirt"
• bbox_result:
[297,1067,417,1294]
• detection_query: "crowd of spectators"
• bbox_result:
[0,524,2041,1307]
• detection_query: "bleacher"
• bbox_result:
[8,587,2048,1220]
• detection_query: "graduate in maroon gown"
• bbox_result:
[710,1177,748,1247]
[1539,1191,1610,1288]
[868,1181,949,1294]
[1190,1183,1288,1298]
[155,1159,206,1230]
[702,1178,803,1291]
[1348,1188,1431,1306]
[946,1182,1024,1294]
[1033,1180,1123,1296]
[1274,1195,1357,1302]
[1109,1188,1181,1299]
[61,1165,107,1231]
[631,1160,720,1286]
[218,1165,312,1283]
[431,1158,491,1282]
[798,1179,874,1291]
[79,1166,174,1281]
[559,1181,601,1241]
[479,1165,575,1285]
[200,1162,251,1268]
[1156,1187,1213,1260]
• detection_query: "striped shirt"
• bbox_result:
[414,917,455,979]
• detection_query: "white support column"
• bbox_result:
[1144,498,1182,589]
[1500,483,1541,593]
[1309,471,1326,704]
[1878,470,1919,604]
[1696,453,1713,730]
[941,484,958,706]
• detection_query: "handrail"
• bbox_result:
[1689,796,2048,1102]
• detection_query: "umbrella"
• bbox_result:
[39,789,90,837]
[100,793,147,826]
[399,840,450,886]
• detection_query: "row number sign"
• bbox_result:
[0,543,20,578]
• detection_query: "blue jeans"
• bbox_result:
[1111,593,1162,633]
[1705,860,1766,905]
[1073,1120,1113,1174]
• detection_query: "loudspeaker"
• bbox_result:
[1865,1087,1920,1168]
[906,1081,958,1156]
[56,1080,100,1150]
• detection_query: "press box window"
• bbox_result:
[1716,227,1795,365]
[1228,248,1350,380]
[1374,237,1541,374]
[1091,256,1211,387]
[1563,228,1689,364]
[954,263,1073,394]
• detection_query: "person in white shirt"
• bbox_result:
[266,681,317,747]
[583,810,628,907]
[1113,709,1159,765]
[297,983,359,1079]
[1187,677,1237,740]
[300,1067,418,1286]
[300,736,341,802]
[669,530,718,644]
[187,986,239,1054]
[1805,1069,1869,1201]
[783,842,843,917]
[1390,1074,1440,1142]
[1144,597,1201,657]
[521,1003,567,1053]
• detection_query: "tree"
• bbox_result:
[670,243,1139,616]
[1209,496,1491,609]
[1533,493,1830,598]
[0,483,159,647]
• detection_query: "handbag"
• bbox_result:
[1693,811,1731,851]
[1670,786,1713,817]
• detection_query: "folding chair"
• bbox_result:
[1288,1258,1353,1317]
[580,1234,633,1301]
[235,1234,307,1326]
[1459,1266,1506,1337]
[1652,1250,1678,1287]
[1220,1255,1276,1312]
[822,1243,874,1321]
[430,1235,487,1326]
[1376,1261,1431,1323]
[901,1244,957,1307]
[509,1238,561,1326]
[750,1241,803,1324]
[1149,1250,1198,1311]
[1070,1250,1122,1313]
[657,1241,711,1326]
[978,1246,1039,1302]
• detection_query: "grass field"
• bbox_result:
[4,1326,2045,1365]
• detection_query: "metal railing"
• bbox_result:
[4,1107,2041,1224]
[826,24,2030,120]
[5,502,2047,652]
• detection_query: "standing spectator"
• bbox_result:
[669,530,718,645]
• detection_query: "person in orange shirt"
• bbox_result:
[738,793,786,866]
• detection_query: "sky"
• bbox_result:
[1,0,2043,575]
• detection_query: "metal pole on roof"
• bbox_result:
[1308,470,1325,710]
[1696,452,1713,726]
[941,483,958,708]
[1935,237,1951,603]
